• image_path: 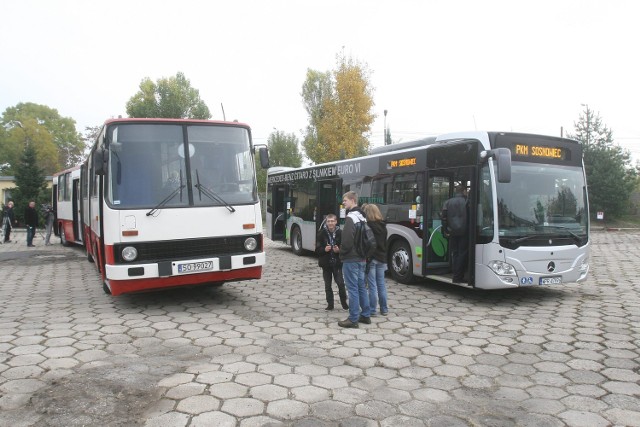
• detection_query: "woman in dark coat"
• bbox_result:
[363,204,389,316]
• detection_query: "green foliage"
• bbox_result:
[255,130,302,194]
[11,142,48,225]
[82,125,102,152]
[126,72,211,119]
[0,103,85,174]
[567,106,639,218]
[301,54,375,164]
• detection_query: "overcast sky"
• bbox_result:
[2,0,639,162]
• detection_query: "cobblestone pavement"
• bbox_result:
[0,230,639,426]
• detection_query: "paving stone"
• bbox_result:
[1,232,639,426]
[266,399,310,420]
[222,397,265,417]
[189,411,236,427]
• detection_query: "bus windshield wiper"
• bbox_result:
[194,170,236,213]
[146,185,185,216]
[538,225,583,245]
[508,226,583,246]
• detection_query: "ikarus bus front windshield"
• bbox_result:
[485,162,588,246]
[106,123,257,209]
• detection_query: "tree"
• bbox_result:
[567,106,638,218]
[301,54,375,164]
[0,103,85,173]
[301,70,332,163]
[126,72,211,119]
[82,125,102,152]
[11,140,48,225]
[256,130,302,194]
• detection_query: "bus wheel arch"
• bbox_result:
[60,227,69,246]
[389,238,415,284]
[290,225,304,256]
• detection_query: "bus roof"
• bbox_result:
[101,117,251,129]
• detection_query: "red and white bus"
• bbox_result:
[56,118,269,296]
[52,165,83,246]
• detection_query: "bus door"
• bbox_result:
[271,184,289,242]
[424,166,477,284]
[423,171,453,275]
[72,178,83,243]
[316,179,341,232]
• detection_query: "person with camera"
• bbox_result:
[315,213,348,311]
[2,201,16,243]
[43,204,55,246]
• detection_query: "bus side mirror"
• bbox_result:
[495,148,511,183]
[93,148,107,175]
[481,148,511,183]
[259,147,270,169]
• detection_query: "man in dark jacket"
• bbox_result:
[338,191,371,328]
[442,184,469,283]
[25,201,38,247]
[315,214,348,311]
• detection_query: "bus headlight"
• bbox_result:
[122,246,138,262]
[244,237,257,251]
[579,258,589,272]
[488,260,516,276]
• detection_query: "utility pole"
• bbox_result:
[383,110,388,145]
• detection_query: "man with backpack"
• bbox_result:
[337,191,371,328]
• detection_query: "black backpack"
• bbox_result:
[354,220,376,259]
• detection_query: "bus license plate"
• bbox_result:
[540,276,561,285]
[177,261,214,274]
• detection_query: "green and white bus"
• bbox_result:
[266,131,590,289]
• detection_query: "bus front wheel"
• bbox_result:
[389,240,415,284]
[290,226,304,256]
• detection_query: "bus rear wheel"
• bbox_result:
[389,240,415,284]
[290,226,304,256]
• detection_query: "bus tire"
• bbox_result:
[87,250,94,263]
[60,228,69,247]
[102,283,111,295]
[389,239,415,284]
[290,226,304,256]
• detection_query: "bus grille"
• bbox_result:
[113,235,262,264]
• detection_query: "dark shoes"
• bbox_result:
[338,319,359,328]
[341,301,349,310]
[325,305,334,311]
[358,316,371,324]
[28,245,35,247]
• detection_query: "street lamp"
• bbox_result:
[383,110,388,145]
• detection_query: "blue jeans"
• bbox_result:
[342,261,370,323]
[26,226,35,246]
[367,259,388,315]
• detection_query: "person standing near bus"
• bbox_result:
[2,201,15,243]
[442,184,469,283]
[363,203,389,316]
[43,204,55,246]
[338,191,371,328]
[25,201,38,247]
[315,213,348,311]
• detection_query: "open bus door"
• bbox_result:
[315,179,341,232]
[72,178,83,243]
[271,184,289,243]
[424,166,477,286]
[424,172,453,276]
